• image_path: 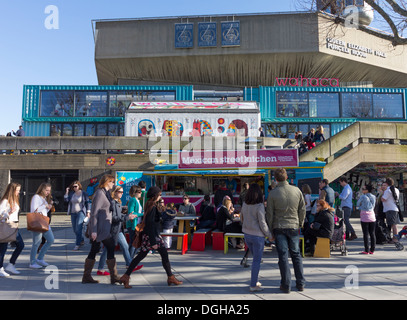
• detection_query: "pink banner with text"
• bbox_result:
[178,149,298,169]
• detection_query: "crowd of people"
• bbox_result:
[0,172,405,294]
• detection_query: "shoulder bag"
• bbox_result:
[132,219,145,249]
[0,219,18,243]
[27,210,50,233]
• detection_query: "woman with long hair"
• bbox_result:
[64,180,91,251]
[304,200,335,256]
[82,174,119,285]
[29,182,54,269]
[357,185,376,254]
[119,186,183,289]
[241,183,271,292]
[0,182,24,277]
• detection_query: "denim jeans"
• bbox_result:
[0,230,25,268]
[98,232,131,269]
[70,211,85,246]
[244,233,265,287]
[30,228,54,264]
[343,207,355,235]
[274,228,305,290]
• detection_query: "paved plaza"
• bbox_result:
[1,214,407,302]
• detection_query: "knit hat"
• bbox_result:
[146,186,161,199]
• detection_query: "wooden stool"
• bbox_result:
[191,229,212,251]
[160,233,188,255]
[212,230,224,251]
[224,233,245,254]
[313,237,331,258]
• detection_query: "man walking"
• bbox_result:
[266,168,306,293]
[335,176,356,240]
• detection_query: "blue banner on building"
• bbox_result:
[175,23,194,48]
[221,21,240,47]
[115,171,152,203]
[198,22,217,47]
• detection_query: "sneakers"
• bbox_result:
[29,262,43,269]
[0,267,10,277]
[29,260,49,269]
[5,263,20,275]
[250,282,263,292]
[73,245,80,251]
[97,270,110,276]
[36,260,49,267]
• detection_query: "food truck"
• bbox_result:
[116,148,325,212]
[124,101,261,137]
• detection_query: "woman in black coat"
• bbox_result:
[304,200,334,255]
[119,187,183,289]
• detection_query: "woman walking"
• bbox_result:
[241,184,271,292]
[0,183,24,276]
[119,186,183,289]
[64,180,91,251]
[29,183,54,269]
[357,185,376,254]
[97,185,132,272]
[127,185,143,258]
[82,174,119,285]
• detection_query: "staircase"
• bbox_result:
[299,122,407,182]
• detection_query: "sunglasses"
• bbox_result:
[116,191,124,193]
[136,191,142,193]
[73,185,79,188]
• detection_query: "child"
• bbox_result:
[162,203,177,249]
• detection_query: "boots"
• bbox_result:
[119,274,132,289]
[167,275,183,286]
[106,258,120,285]
[82,258,99,284]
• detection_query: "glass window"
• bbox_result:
[108,124,118,136]
[109,90,176,116]
[75,91,108,117]
[287,124,297,139]
[41,91,74,117]
[119,123,125,136]
[341,93,372,118]
[264,124,287,138]
[74,124,84,136]
[62,124,73,136]
[85,124,96,136]
[97,124,107,136]
[373,93,404,119]
[277,92,308,117]
[50,124,61,136]
[309,93,340,118]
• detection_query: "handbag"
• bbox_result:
[26,211,50,233]
[0,220,18,243]
[132,221,145,249]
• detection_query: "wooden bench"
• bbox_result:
[313,237,330,258]
[190,228,212,251]
[224,233,245,254]
[212,230,225,251]
[160,232,188,255]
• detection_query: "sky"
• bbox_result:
[0,0,298,135]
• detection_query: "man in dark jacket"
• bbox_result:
[214,181,234,208]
